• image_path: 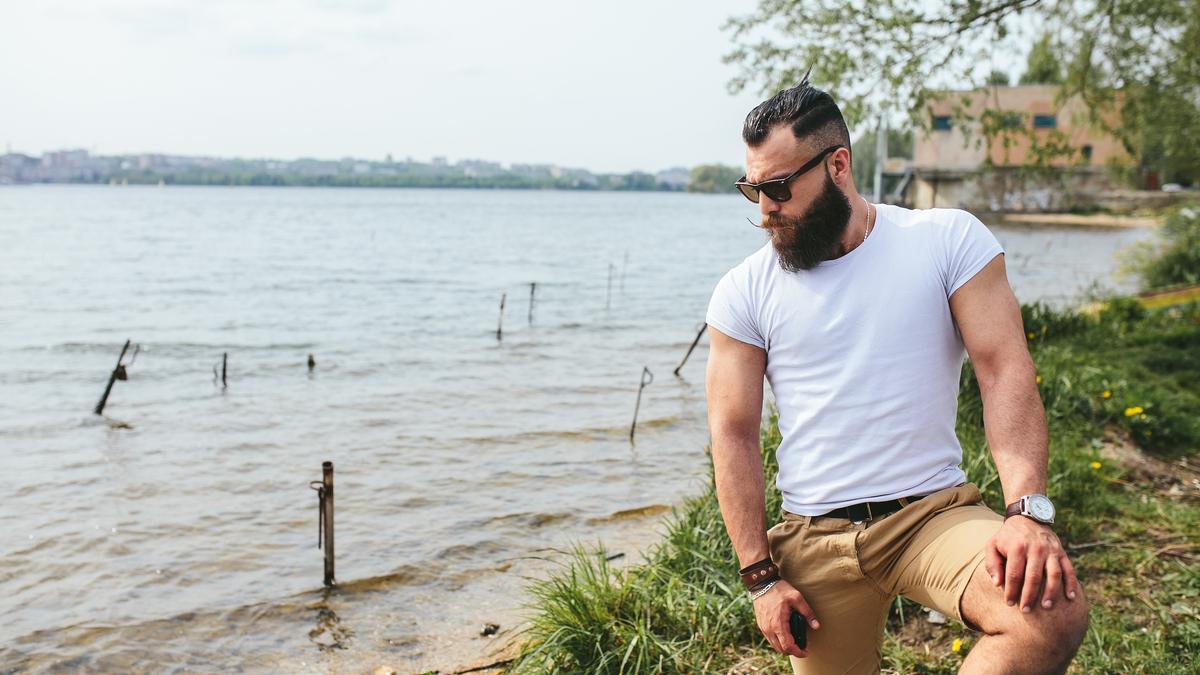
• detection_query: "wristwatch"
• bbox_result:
[1004,494,1056,524]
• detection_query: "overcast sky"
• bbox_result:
[0,0,780,173]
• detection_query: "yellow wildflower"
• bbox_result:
[1027,331,1036,340]
[1124,406,1144,417]
[1101,390,1112,399]
[952,638,963,653]
[1091,461,1102,470]
[1035,375,1042,384]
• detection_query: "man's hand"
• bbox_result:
[751,579,820,658]
[984,516,1080,613]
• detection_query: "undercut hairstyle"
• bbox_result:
[742,74,852,159]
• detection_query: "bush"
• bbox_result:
[1123,204,1200,291]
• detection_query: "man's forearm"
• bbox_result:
[978,356,1049,503]
[712,433,770,567]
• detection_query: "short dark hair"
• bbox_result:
[742,75,852,157]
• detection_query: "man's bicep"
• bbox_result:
[705,325,766,437]
[949,254,1030,379]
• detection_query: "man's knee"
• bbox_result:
[996,586,1090,669]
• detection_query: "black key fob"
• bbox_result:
[789,610,807,650]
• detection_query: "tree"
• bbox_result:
[1020,33,1062,85]
[987,69,1012,86]
[723,0,1200,181]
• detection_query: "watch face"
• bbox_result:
[1029,495,1055,522]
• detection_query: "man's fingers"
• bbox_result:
[1041,556,1063,609]
[775,628,803,658]
[760,623,781,654]
[1060,554,1080,600]
[985,542,1005,587]
[1019,549,1045,613]
[791,596,820,630]
[1004,546,1026,606]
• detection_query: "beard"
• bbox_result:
[763,172,853,272]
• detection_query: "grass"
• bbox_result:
[506,299,1200,674]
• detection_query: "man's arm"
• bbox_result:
[949,254,1081,612]
[706,325,818,659]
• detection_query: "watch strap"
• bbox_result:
[1004,497,1025,519]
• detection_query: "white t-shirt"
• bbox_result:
[706,204,1004,516]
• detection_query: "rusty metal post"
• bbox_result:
[673,323,708,376]
[629,366,654,443]
[322,461,335,586]
[94,339,131,415]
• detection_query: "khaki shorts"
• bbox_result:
[766,483,1003,674]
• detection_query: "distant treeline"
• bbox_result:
[70,169,687,192]
[687,164,742,193]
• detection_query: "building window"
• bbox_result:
[1033,114,1057,129]
[932,115,952,131]
[1081,145,1094,160]
[1002,113,1023,129]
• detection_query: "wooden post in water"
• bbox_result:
[673,324,708,376]
[496,293,507,341]
[94,339,132,415]
[629,366,654,443]
[322,461,335,586]
[528,282,536,325]
[620,251,628,292]
[221,352,228,388]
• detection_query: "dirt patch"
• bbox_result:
[1098,428,1200,504]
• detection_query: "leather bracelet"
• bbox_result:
[739,557,773,575]
[740,558,780,591]
[748,573,780,594]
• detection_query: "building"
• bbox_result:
[912,84,1129,211]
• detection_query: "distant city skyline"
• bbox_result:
[1,0,771,174]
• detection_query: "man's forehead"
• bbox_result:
[744,126,818,182]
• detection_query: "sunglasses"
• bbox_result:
[734,145,844,203]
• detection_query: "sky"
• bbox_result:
[0,0,776,173]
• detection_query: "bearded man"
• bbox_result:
[704,78,1090,674]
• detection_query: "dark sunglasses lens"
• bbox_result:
[736,184,760,203]
[759,181,791,203]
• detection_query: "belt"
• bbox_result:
[817,494,925,522]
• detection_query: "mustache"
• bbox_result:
[750,215,799,230]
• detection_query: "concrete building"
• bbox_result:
[912,85,1129,211]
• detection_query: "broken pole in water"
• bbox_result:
[93,339,132,415]
[310,461,336,587]
[307,353,316,371]
[528,282,536,325]
[673,323,709,376]
[496,293,506,341]
[221,352,228,388]
[629,366,654,443]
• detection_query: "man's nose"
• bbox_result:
[759,194,781,217]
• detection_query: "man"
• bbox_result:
[705,78,1090,674]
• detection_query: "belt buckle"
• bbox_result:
[852,502,874,526]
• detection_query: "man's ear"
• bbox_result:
[831,148,853,186]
